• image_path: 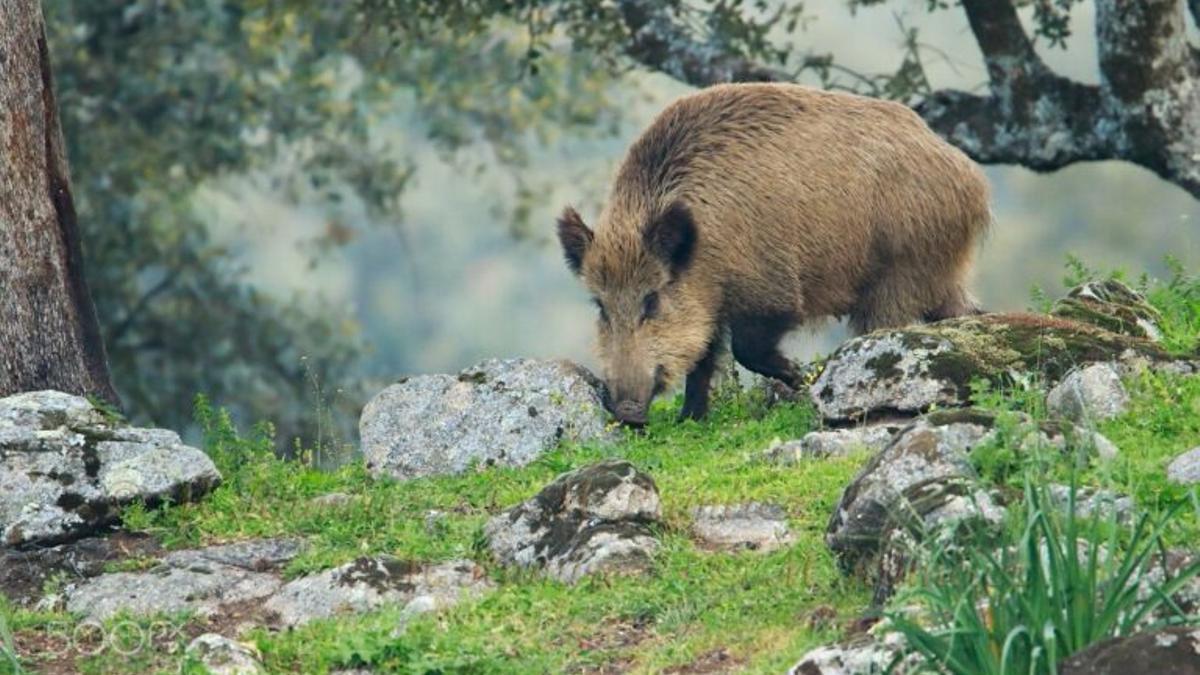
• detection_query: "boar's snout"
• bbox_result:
[611,399,649,427]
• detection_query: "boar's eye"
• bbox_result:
[592,298,608,323]
[640,291,660,323]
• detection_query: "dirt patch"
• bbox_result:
[0,531,161,605]
[564,617,654,674]
[663,647,743,674]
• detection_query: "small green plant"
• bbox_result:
[887,475,1200,675]
[0,600,23,675]
[1146,256,1200,355]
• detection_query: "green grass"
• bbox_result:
[5,258,1197,674]
[5,389,873,674]
[888,474,1200,675]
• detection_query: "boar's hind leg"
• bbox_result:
[730,315,804,389]
[680,338,722,421]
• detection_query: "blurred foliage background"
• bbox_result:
[43,0,1200,451]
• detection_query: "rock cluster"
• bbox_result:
[1,390,221,547]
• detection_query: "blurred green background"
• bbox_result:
[44,0,1200,447]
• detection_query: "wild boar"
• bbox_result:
[556,83,990,425]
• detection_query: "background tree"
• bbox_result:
[360,0,1200,200]
[0,0,119,404]
[43,0,618,445]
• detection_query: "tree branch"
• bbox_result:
[616,0,788,85]
[1095,0,1194,102]
[608,0,1200,200]
[960,0,1048,87]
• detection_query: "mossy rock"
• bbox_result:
[1051,279,1163,340]
[811,312,1171,421]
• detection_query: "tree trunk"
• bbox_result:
[0,0,119,405]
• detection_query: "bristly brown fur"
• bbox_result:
[559,83,992,422]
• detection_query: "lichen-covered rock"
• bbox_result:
[186,634,264,675]
[65,555,282,621]
[1051,280,1163,341]
[1167,447,1200,485]
[161,538,305,571]
[764,424,902,464]
[788,631,913,674]
[826,410,1034,586]
[264,557,491,627]
[0,532,162,606]
[1058,627,1200,674]
[811,314,1168,421]
[485,459,661,583]
[1046,363,1129,425]
[0,390,220,547]
[691,503,793,552]
[361,359,610,480]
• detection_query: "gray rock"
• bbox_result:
[485,459,661,583]
[808,312,1170,423]
[1050,280,1164,341]
[0,390,220,547]
[1136,549,1200,627]
[788,632,913,674]
[691,503,794,552]
[1167,447,1200,485]
[764,425,902,464]
[186,634,264,675]
[826,410,1026,591]
[1059,627,1200,674]
[810,332,961,421]
[1047,484,1134,523]
[361,359,609,480]
[309,492,355,508]
[1089,431,1121,461]
[161,538,304,571]
[1046,363,1129,425]
[264,557,490,627]
[0,532,162,606]
[65,560,281,621]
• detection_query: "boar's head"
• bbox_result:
[556,201,716,425]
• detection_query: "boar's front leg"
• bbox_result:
[730,315,804,389]
[679,338,721,421]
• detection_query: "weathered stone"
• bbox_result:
[764,424,902,464]
[1137,549,1200,627]
[1047,484,1134,523]
[186,634,264,675]
[309,492,355,508]
[788,631,913,674]
[826,410,1030,588]
[811,314,1168,421]
[65,559,281,621]
[361,359,610,480]
[1058,627,1200,674]
[264,557,491,627]
[1051,280,1163,341]
[1167,447,1200,485]
[0,532,162,606]
[485,459,661,583]
[1046,363,1129,425]
[691,503,794,552]
[161,538,305,571]
[0,390,221,547]
[1089,431,1121,461]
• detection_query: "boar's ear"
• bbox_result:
[556,206,593,275]
[644,201,696,275]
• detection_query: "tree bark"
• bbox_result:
[0,0,120,404]
[610,0,1200,201]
